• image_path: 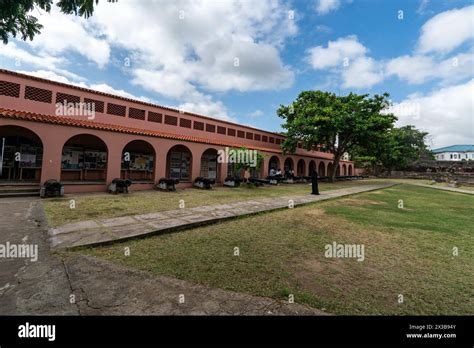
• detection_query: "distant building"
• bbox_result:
[432,145,474,162]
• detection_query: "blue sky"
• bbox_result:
[0,0,472,148]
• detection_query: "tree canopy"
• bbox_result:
[0,0,116,44]
[277,90,397,181]
[354,125,433,174]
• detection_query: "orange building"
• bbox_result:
[0,69,353,193]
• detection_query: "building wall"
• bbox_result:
[0,70,355,193]
[0,70,332,159]
[435,152,474,161]
[0,119,354,192]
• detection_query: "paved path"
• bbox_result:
[49,182,396,249]
[0,197,324,315]
[0,197,77,315]
[64,254,324,315]
[405,183,474,195]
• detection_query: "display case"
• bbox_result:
[61,147,107,181]
[121,153,154,181]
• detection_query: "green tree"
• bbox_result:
[354,125,432,174]
[277,91,396,182]
[0,0,116,44]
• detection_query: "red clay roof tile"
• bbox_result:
[0,107,336,160]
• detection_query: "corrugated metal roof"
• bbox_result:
[432,145,474,153]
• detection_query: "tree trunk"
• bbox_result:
[330,156,341,183]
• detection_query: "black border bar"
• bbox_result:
[0,315,473,346]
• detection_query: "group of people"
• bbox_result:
[269,167,295,180]
[268,168,282,176]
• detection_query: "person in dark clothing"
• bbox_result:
[311,169,320,195]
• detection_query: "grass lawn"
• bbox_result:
[44,179,377,227]
[376,178,474,191]
[75,184,474,315]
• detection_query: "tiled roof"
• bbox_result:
[0,108,335,160]
[432,145,474,153]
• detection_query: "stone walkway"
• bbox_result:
[49,182,396,249]
[0,197,77,315]
[406,183,474,195]
[0,197,324,315]
[64,253,325,315]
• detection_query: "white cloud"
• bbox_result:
[342,57,384,89]
[87,0,296,120]
[308,31,473,89]
[436,52,474,85]
[177,91,232,121]
[31,6,110,67]
[0,42,64,71]
[0,42,85,81]
[7,0,297,122]
[307,36,383,89]
[194,38,294,92]
[15,69,82,84]
[248,109,264,118]
[307,35,367,70]
[393,80,474,148]
[385,52,474,85]
[131,69,195,100]
[315,0,341,15]
[386,55,435,84]
[418,5,474,54]
[89,83,153,103]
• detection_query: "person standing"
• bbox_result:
[243,166,250,183]
[311,169,320,195]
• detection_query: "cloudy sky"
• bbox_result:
[0,0,473,148]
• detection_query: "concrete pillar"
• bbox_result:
[191,152,201,182]
[262,154,270,178]
[40,137,62,183]
[106,144,122,185]
[154,148,164,181]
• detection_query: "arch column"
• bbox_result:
[262,155,270,178]
[105,142,121,184]
[154,151,164,181]
[39,135,62,183]
[154,142,167,180]
[219,159,228,183]
[191,158,200,182]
